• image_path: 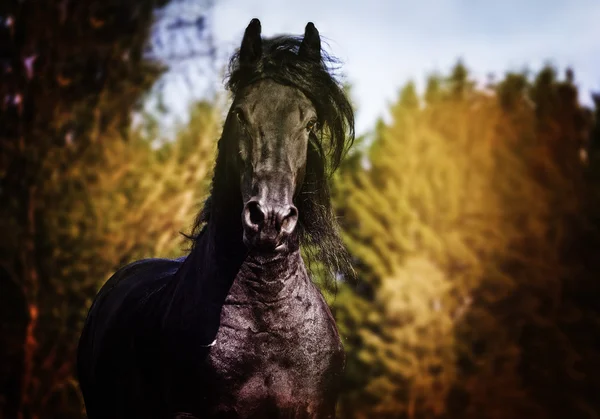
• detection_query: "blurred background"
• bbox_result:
[1,0,600,418]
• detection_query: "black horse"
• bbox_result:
[77,18,355,419]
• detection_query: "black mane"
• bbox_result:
[190,34,355,281]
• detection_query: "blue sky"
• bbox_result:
[156,0,600,136]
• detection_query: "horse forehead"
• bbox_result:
[246,81,312,119]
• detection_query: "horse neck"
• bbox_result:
[184,189,247,302]
[162,162,247,344]
[189,198,307,304]
[165,142,310,340]
[234,242,307,303]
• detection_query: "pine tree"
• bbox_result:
[334,64,600,418]
[334,66,535,417]
[515,67,599,418]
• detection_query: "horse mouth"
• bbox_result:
[242,231,288,253]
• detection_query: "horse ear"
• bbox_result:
[239,18,262,64]
[299,22,321,62]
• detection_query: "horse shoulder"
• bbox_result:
[79,257,184,367]
[78,257,186,417]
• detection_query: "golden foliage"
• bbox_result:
[334,67,596,418]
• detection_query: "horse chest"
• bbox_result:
[204,288,344,416]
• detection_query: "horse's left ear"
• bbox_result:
[240,18,262,65]
[299,22,321,62]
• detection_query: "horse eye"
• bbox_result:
[234,109,247,125]
[306,120,318,133]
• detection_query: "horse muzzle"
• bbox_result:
[242,199,298,252]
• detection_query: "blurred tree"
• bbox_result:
[32,101,217,416]
[424,73,442,106]
[334,67,531,417]
[496,71,529,112]
[446,60,474,101]
[587,93,600,210]
[513,66,599,419]
[333,63,599,418]
[0,0,216,417]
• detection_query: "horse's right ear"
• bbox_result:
[239,18,262,65]
[299,22,321,62]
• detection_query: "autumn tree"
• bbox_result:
[514,67,600,418]
[333,63,599,418]
[334,65,528,418]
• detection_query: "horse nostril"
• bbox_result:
[280,205,298,234]
[243,201,265,229]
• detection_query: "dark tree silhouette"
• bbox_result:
[0,0,215,417]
